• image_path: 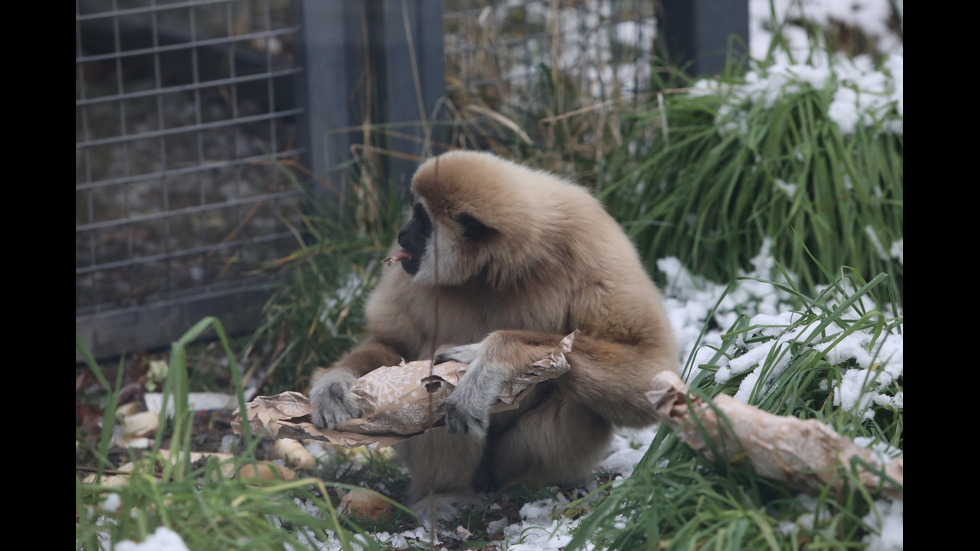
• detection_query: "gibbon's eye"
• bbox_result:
[457,213,494,242]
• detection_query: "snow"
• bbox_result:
[697,49,902,137]
[116,1,902,549]
[114,527,190,551]
[864,500,904,550]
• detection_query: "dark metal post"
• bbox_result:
[375,0,446,190]
[657,0,749,76]
[292,0,365,202]
[293,0,445,202]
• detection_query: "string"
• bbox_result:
[424,154,440,536]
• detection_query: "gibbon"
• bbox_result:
[309,150,678,521]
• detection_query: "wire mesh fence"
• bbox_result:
[440,1,660,159]
[444,1,658,105]
[76,0,303,358]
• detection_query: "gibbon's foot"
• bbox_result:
[410,493,484,525]
[308,369,363,428]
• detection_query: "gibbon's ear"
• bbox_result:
[457,213,495,242]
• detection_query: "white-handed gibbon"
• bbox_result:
[309,150,678,521]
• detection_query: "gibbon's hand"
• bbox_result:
[308,369,363,429]
[442,344,508,440]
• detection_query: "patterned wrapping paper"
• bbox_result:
[232,332,576,448]
[338,359,466,435]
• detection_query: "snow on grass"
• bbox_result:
[113,527,191,551]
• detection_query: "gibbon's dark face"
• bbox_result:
[395,196,497,280]
[396,201,432,275]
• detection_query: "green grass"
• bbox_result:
[75,318,398,551]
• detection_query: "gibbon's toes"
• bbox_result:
[435,343,481,365]
[444,398,487,440]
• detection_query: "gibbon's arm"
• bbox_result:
[553,334,673,428]
[440,330,671,439]
[327,338,406,379]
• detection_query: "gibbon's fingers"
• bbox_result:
[308,369,363,428]
[308,337,430,427]
[434,343,481,365]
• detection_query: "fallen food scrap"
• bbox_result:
[237,461,296,481]
[273,438,317,470]
[339,489,393,521]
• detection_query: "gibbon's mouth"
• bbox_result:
[391,249,421,275]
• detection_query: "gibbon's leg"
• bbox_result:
[393,428,486,522]
[442,330,672,438]
[488,384,612,489]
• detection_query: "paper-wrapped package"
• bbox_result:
[233,332,575,447]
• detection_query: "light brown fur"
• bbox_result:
[310,150,677,521]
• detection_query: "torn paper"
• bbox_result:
[232,332,575,447]
[647,371,903,498]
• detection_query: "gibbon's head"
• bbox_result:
[393,150,596,289]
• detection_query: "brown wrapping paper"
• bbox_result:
[232,332,575,448]
[647,371,903,497]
